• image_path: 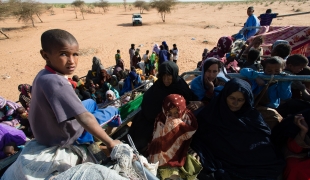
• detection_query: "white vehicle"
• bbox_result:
[132,14,142,26]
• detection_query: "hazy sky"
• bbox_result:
[38,0,243,4]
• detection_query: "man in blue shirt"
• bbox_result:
[243,6,260,40]
[258,9,278,26]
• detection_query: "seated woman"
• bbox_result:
[272,110,310,180]
[148,94,201,179]
[102,90,121,108]
[191,78,284,179]
[120,67,141,96]
[18,84,31,110]
[190,58,227,106]
[86,56,104,85]
[128,61,198,153]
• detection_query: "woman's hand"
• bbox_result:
[187,101,204,111]
[294,114,308,134]
[188,147,200,162]
[204,78,215,93]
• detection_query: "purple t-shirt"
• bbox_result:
[29,69,87,146]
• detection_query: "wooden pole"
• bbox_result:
[0,29,9,39]
[277,11,310,18]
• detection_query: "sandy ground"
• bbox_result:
[1,1,310,101]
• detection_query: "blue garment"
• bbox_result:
[158,49,168,64]
[240,68,292,108]
[244,14,260,40]
[120,73,142,96]
[190,76,224,100]
[77,100,122,144]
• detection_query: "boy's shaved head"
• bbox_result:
[41,29,78,53]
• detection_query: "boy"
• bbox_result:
[243,6,260,40]
[271,42,291,60]
[242,49,261,71]
[143,50,150,76]
[115,49,121,65]
[2,29,121,178]
[258,9,278,26]
[240,56,291,128]
[172,44,179,63]
[284,54,310,100]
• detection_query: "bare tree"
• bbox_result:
[10,0,45,27]
[94,0,109,13]
[151,0,177,22]
[72,0,85,19]
[133,0,150,14]
[123,0,126,11]
[0,0,10,38]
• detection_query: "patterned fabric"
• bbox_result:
[148,94,198,167]
[248,26,310,57]
[206,36,233,61]
[18,84,31,109]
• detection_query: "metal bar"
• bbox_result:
[180,71,310,82]
[277,11,310,18]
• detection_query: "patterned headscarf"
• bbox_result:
[162,94,187,118]
[18,84,31,97]
[206,36,233,60]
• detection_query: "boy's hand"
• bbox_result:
[255,78,265,86]
[294,114,308,133]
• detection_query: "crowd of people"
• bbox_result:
[0,6,310,180]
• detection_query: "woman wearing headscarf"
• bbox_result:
[120,67,141,96]
[191,78,284,179]
[18,84,31,110]
[162,41,169,51]
[86,56,104,85]
[190,58,227,104]
[132,51,141,69]
[272,109,310,180]
[128,61,198,153]
[153,44,160,55]
[102,90,121,108]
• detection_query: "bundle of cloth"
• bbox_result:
[0,96,22,128]
[247,26,310,57]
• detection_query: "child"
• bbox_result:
[271,42,292,60]
[1,29,121,179]
[172,44,179,63]
[242,49,261,71]
[240,56,291,129]
[284,54,310,101]
[149,51,156,75]
[169,49,174,61]
[115,49,121,65]
[143,50,150,76]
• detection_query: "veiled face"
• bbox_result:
[226,91,246,112]
[163,74,173,87]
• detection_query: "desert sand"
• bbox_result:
[1,0,310,101]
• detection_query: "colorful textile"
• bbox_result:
[18,84,31,109]
[248,26,310,57]
[148,94,198,167]
[0,123,26,159]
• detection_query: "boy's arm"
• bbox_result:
[240,68,260,79]
[75,112,120,150]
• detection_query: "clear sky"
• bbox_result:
[38,0,243,4]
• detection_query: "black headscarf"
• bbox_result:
[129,61,198,152]
[191,78,284,179]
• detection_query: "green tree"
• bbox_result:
[151,0,177,22]
[72,0,85,19]
[133,0,150,14]
[94,0,109,13]
[0,0,11,38]
[10,0,45,27]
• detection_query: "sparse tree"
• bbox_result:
[94,0,109,13]
[123,0,126,11]
[72,0,85,19]
[133,0,150,14]
[10,0,45,27]
[0,0,11,38]
[151,0,177,22]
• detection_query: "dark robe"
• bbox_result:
[191,78,284,180]
[128,61,198,153]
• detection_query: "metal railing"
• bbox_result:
[180,71,310,82]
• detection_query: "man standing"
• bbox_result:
[258,9,278,26]
[172,44,179,63]
[129,44,135,67]
[243,6,260,40]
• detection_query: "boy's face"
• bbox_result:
[247,9,254,16]
[40,43,79,75]
[286,64,306,74]
[264,63,282,75]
